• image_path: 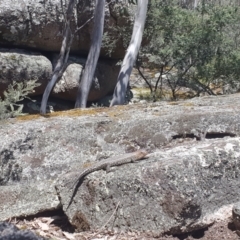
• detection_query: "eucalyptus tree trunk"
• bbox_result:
[110,0,148,106]
[75,0,105,108]
[40,0,75,114]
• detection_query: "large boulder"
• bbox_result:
[0,0,136,104]
[52,56,120,102]
[58,137,240,234]
[0,49,120,103]
[0,0,133,59]
[1,93,240,236]
[0,48,52,97]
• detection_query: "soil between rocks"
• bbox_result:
[165,221,240,240]
[6,212,240,240]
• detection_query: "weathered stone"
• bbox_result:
[0,0,133,59]
[0,93,240,236]
[0,48,52,97]
[0,49,120,103]
[52,56,120,102]
[58,137,239,234]
[0,0,137,104]
[0,183,59,221]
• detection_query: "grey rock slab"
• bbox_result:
[0,0,133,58]
[0,93,240,233]
[57,137,240,235]
[0,116,115,186]
[0,181,59,220]
[0,115,129,221]
[0,48,52,97]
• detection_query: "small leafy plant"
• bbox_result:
[0,80,40,119]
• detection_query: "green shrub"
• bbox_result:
[138,0,240,98]
[0,80,40,120]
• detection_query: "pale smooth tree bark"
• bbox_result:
[40,0,75,114]
[110,0,148,106]
[75,0,106,108]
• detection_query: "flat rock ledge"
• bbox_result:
[58,137,240,235]
[1,93,240,237]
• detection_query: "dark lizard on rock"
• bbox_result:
[67,149,149,208]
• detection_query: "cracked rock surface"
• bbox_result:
[1,93,240,236]
[0,0,133,58]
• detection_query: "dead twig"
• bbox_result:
[90,201,121,239]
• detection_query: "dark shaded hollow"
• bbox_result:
[172,132,236,141]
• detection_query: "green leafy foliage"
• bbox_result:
[0,80,40,119]
[138,0,240,100]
